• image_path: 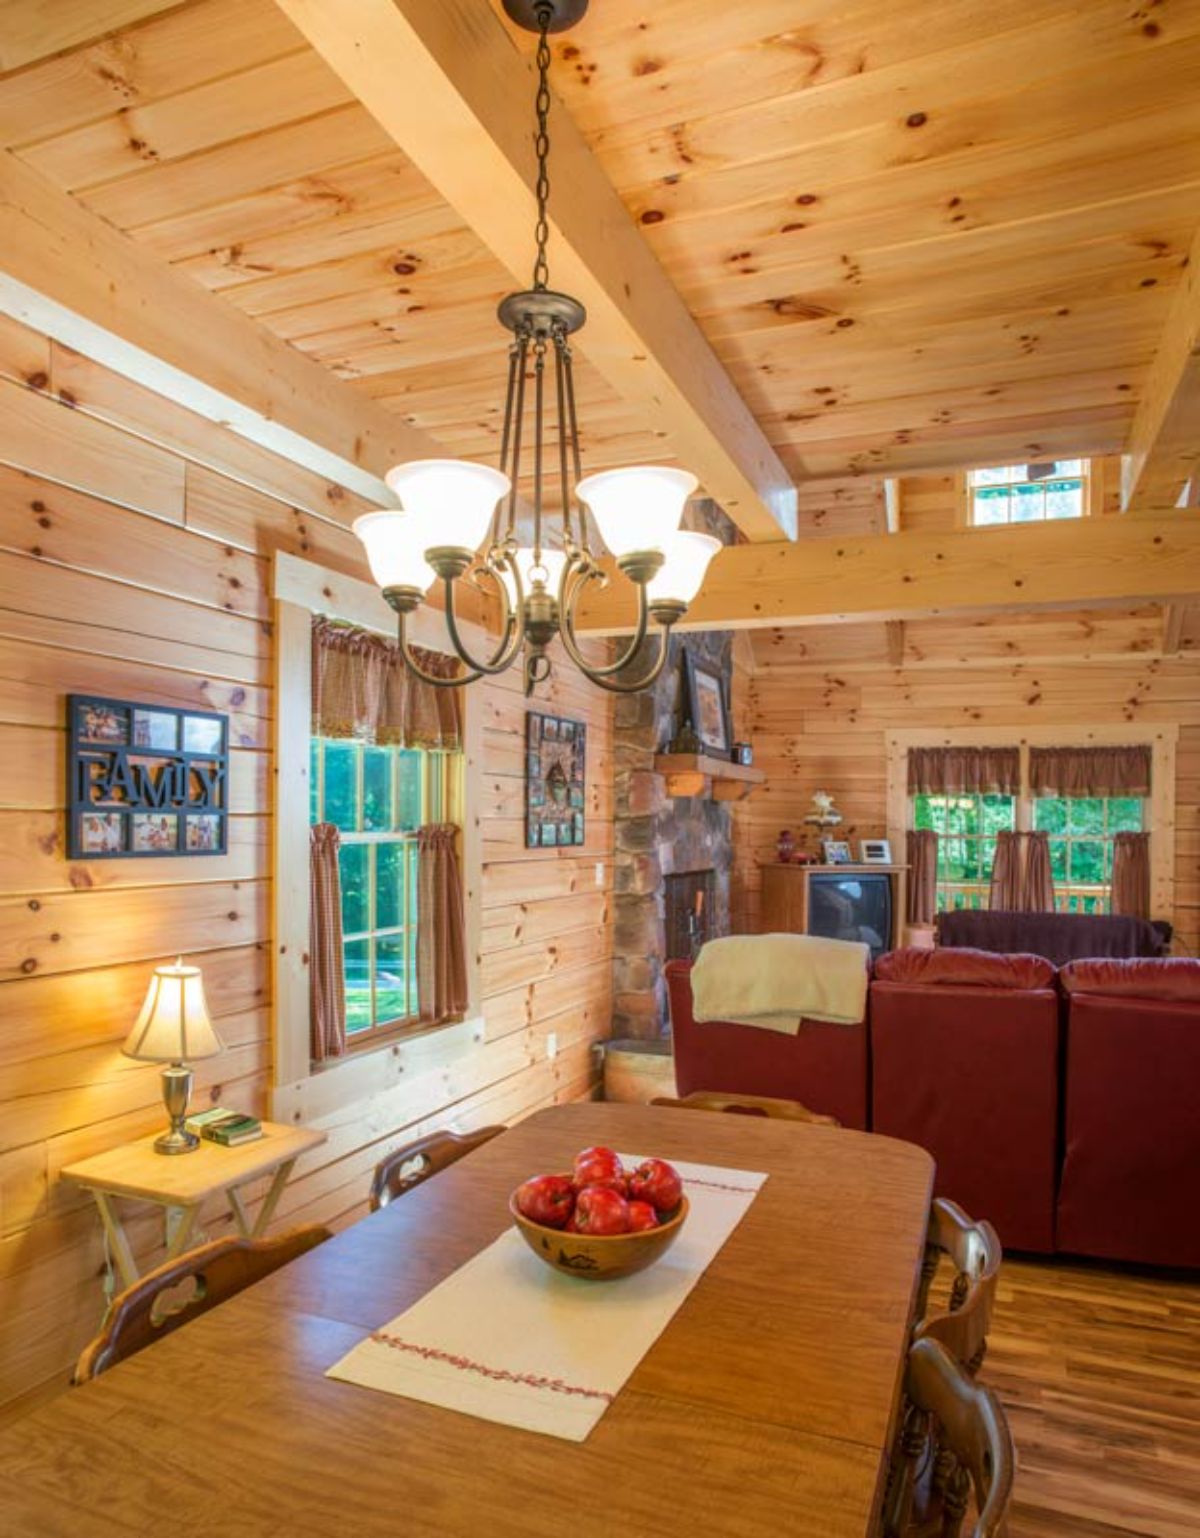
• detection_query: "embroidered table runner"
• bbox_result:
[327,1156,766,1441]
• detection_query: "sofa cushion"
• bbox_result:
[936,908,1168,965]
[1060,957,1200,1002]
[873,946,1056,991]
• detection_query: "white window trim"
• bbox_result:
[957,460,1100,528]
[270,552,485,1124]
[885,723,1177,922]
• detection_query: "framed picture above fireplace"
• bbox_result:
[525,711,587,848]
[683,650,731,756]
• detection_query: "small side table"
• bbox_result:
[61,1120,326,1290]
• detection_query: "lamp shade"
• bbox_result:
[646,530,721,605]
[384,458,510,555]
[497,546,568,608]
[576,466,696,558]
[352,510,437,594]
[123,960,222,1063]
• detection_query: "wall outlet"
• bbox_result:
[546,1032,558,1060]
[594,861,605,886]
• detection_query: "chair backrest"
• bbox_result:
[74,1224,332,1383]
[891,1337,1014,1537]
[369,1126,505,1212]
[651,1092,839,1126]
[914,1198,1002,1375]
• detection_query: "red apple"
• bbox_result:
[572,1145,626,1195]
[626,1200,659,1232]
[628,1158,683,1214]
[515,1173,576,1229]
[574,1185,630,1235]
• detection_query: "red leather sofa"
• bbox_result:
[664,958,869,1129]
[1056,958,1200,1269]
[869,948,1061,1254]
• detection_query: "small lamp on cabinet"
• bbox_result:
[123,959,222,1155]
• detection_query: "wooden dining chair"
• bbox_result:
[651,1091,840,1126]
[914,1199,1003,1376]
[883,1336,1014,1538]
[74,1224,332,1383]
[368,1126,505,1212]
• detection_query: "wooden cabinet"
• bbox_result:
[760,864,907,952]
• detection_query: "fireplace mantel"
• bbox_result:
[654,753,765,801]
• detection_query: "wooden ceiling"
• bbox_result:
[1,0,1199,507]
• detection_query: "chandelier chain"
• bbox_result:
[532,8,553,291]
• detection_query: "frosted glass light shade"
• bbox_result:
[497,546,568,608]
[123,960,222,1064]
[647,530,721,605]
[384,458,510,554]
[576,466,697,558]
[352,511,436,594]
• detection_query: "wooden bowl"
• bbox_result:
[509,1191,689,1281]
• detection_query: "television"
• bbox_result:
[807,872,893,960]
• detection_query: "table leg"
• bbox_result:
[164,1203,201,1260]
[92,1191,139,1290]
[226,1158,298,1239]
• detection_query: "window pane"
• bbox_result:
[974,489,1008,525]
[1069,798,1104,834]
[913,794,935,832]
[1034,797,1067,834]
[1011,483,1043,523]
[343,937,372,1034]
[981,795,1015,834]
[407,839,420,924]
[1048,839,1068,882]
[374,936,408,1025]
[1108,796,1143,831]
[397,750,423,831]
[1045,479,1083,520]
[309,738,320,825]
[322,741,358,830]
[362,746,392,831]
[1070,841,1106,886]
[970,466,1017,486]
[338,842,370,936]
[375,839,405,931]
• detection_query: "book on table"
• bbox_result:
[184,1108,264,1146]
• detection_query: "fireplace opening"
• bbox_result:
[664,869,716,962]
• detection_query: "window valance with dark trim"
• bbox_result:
[1028,745,1151,798]
[312,616,463,749]
[907,746,1020,796]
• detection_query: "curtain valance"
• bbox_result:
[312,616,463,749]
[907,746,1020,796]
[1028,745,1150,798]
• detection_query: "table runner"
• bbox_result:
[327,1155,766,1441]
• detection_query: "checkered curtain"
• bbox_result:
[312,616,462,748]
[906,829,939,924]
[310,822,346,1061]
[1111,832,1151,918]
[417,824,468,1025]
[989,830,1056,912]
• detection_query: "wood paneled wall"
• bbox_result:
[731,609,1199,951]
[0,313,613,1411]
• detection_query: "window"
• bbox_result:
[967,460,1088,526]
[310,737,458,1043]
[913,792,1016,911]
[1033,795,1144,914]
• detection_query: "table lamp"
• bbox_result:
[123,959,222,1155]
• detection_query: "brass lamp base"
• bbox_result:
[154,1062,200,1155]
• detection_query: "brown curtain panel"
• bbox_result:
[312,616,463,749]
[1111,831,1151,918]
[1028,745,1151,798]
[988,830,1023,909]
[1021,830,1055,912]
[309,822,347,1062]
[417,824,468,1025]
[906,829,939,924]
[907,746,1020,796]
[989,830,1056,912]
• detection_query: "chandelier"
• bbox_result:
[352,0,719,695]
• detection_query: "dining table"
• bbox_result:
[0,1102,934,1538]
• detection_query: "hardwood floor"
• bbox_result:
[983,1257,1200,1537]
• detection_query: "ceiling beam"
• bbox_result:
[1122,221,1200,512]
[0,148,449,506]
[271,0,797,544]
[573,516,1200,634]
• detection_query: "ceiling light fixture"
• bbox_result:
[353,0,718,695]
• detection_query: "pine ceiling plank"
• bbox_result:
[0,0,303,148]
[0,0,188,73]
[573,517,1200,634]
[1122,221,1200,511]
[273,0,798,542]
[0,147,446,502]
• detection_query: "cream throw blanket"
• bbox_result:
[690,933,869,1034]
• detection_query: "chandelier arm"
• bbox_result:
[557,562,655,678]
[504,330,529,541]
[561,336,591,554]
[397,610,485,689]
[563,619,675,695]
[493,341,521,549]
[533,334,545,563]
[440,557,528,677]
[552,330,575,551]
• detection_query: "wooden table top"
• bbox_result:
[59,1120,325,1205]
[0,1104,933,1538]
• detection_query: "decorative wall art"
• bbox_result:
[526,711,586,848]
[683,649,732,756]
[68,695,229,859]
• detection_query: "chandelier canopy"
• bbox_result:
[353,0,719,695]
